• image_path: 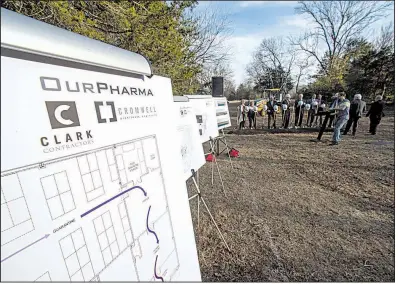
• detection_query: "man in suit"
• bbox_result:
[294,94,305,127]
[366,95,385,135]
[314,94,325,127]
[281,94,292,129]
[266,96,277,129]
[343,94,367,136]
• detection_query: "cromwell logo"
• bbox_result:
[45,101,80,129]
[94,101,117,123]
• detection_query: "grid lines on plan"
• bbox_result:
[40,171,76,220]
[1,174,34,246]
[59,228,95,281]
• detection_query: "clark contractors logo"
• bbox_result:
[42,101,94,154]
[94,101,157,123]
[45,101,80,129]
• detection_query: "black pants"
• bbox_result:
[369,115,382,134]
[295,109,304,126]
[282,110,290,128]
[307,109,315,126]
[267,113,276,129]
[248,112,255,128]
[344,116,360,135]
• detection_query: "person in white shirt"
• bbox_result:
[237,99,247,129]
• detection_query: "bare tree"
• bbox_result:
[376,21,394,51]
[185,6,233,67]
[291,1,393,74]
[247,37,296,94]
[294,54,313,94]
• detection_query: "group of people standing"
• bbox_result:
[236,93,386,146]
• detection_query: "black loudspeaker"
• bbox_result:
[212,77,224,97]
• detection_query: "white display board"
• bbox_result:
[184,95,219,143]
[173,97,206,180]
[213,97,231,130]
[1,55,201,282]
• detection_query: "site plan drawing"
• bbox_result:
[173,98,206,180]
[2,40,201,281]
[1,136,180,282]
[184,95,219,143]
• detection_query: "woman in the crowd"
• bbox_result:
[237,99,247,130]
[247,101,257,129]
[366,95,385,135]
[294,94,305,128]
[343,94,367,136]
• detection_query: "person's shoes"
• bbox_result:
[371,132,376,135]
[329,141,339,146]
[352,132,356,136]
[342,133,347,135]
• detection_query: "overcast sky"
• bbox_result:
[194,1,394,86]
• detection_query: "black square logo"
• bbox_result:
[45,101,80,129]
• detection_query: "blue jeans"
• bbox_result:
[333,117,348,143]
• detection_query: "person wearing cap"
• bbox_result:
[366,95,385,135]
[281,94,291,129]
[294,94,305,128]
[266,96,277,129]
[343,94,367,136]
[306,94,317,127]
[331,92,350,145]
[328,93,339,128]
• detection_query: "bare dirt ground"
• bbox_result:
[188,102,394,282]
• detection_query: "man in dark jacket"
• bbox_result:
[306,94,317,127]
[266,96,277,129]
[343,94,367,136]
[281,94,291,129]
[294,94,305,127]
[328,93,339,128]
[366,95,385,135]
[314,94,325,127]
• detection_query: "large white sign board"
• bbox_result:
[213,97,231,130]
[172,97,205,180]
[184,95,219,143]
[1,55,201,282]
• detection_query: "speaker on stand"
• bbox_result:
[212,77,224,97]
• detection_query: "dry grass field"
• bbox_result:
[188,102,395,282]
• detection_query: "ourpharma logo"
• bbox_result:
[45,101,81,129]
[94,101,117,123]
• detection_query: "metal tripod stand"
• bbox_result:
[207,137,226,197]
[214,129,233,169]
[188,169,231,252]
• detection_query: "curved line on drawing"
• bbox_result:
[146,205,159,244]
[81,185,147,218]
[154,255,164,282]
